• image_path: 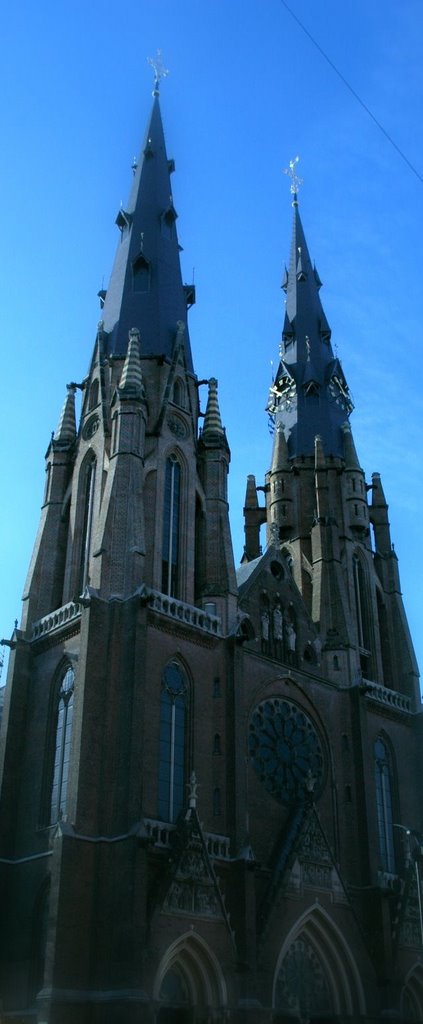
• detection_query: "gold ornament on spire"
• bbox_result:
[283,155,303,196]
[147,49,169,96]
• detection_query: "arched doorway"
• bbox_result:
[155,932,227,1023]
[402,964,423,1021]
[272,906,366,1020]
[158,965,194,1023]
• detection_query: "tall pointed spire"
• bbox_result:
[269,173,353,459]
[100,84,194,371]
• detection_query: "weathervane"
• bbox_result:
[283,155,303,198]
[147,49,169,96]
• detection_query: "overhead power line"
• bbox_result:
[280,0,423,186]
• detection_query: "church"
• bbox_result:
[0,68,422,1024]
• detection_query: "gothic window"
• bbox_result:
[161,455,181,597]
[249,698,324,806]
[213,787,221,816]
[172,378,185,408]
[375,737,396,873]
[213,733,221,755]
[78,454,96,593]
[88,379,99,410]
[133,253,150,293]
[353,553,372,668]
[213,677,221,698]
[43,463,51,504]
[158,662,188,823]
[50,666,75,824]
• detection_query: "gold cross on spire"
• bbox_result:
[283,156,303,197]
[147,49,169,96]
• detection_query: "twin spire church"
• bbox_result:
[0,74,421,1024]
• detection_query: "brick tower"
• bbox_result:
[0,80,422,1024]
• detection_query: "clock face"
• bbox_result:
[279,380,297,412]
[248,698,324,805]
[328,376,353,414]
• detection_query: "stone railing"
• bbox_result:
[145,588,221,637]
[144,818,230,860]
[363,679,411,714]
[31,602,82,641]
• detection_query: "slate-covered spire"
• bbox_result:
[100,92,194,371]
[269,191,353,459]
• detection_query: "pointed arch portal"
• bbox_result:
[154,932,227,1022]
[402,964,423,1021]
[273,905,366,1020]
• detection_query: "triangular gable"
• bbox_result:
[160,808,232,933]
[154,321,196,435]
[259,804,349,938]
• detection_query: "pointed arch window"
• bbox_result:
[133,252,150,293]
[78,455,96,593]
[162,455,181,597]
[375,737,396,873]
[172,377,185,408]
[158,662,188,823]
[213,787,221,816]
[88,379,99,410]
[50,666,75,824]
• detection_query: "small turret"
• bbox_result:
[20,387,77,627]
[268,424,293,542]
[117,328,145,402]
[202,377,224,437]
[196,380,237,628]
[370,472,392,557]
[54,385,77,445]
[94,329,148,597]
[242,475,266,563]
[342,422,368,534]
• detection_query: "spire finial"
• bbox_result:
[283,155,303,206]
[147,49,169,97]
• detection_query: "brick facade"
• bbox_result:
[0,89,422,1024]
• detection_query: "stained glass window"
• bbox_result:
[249,698,323,806]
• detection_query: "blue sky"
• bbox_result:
[0,0,422,684]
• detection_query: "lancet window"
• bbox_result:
[50,666,75,824]
[78,454,96,593]
[161,455,181,597]
[375,737,396,874]
[353,552,372,670]
[158,662,188,823]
